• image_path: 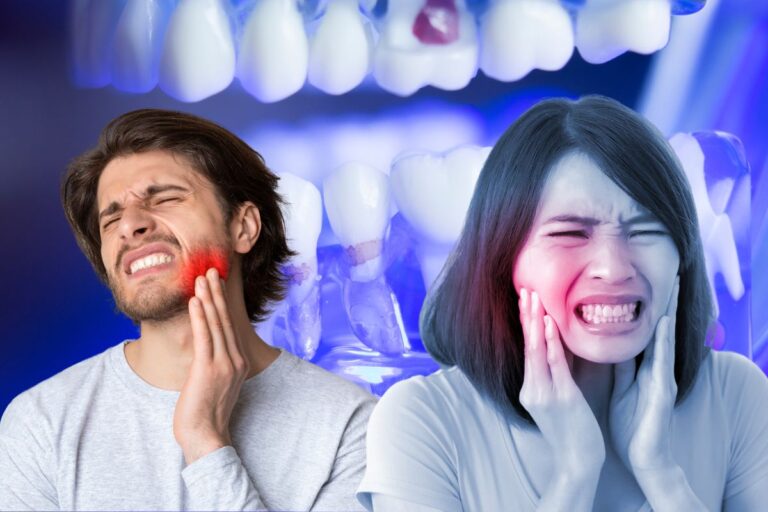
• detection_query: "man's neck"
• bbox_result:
[124,301,279,391]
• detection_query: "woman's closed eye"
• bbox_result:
[629,229,667,238]
[548,230,589,238]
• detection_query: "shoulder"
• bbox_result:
[1,343,119,437]
[703,349,768,397]
[266,352,377,429]
[368,366,479,446]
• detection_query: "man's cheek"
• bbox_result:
[179,247,230,299]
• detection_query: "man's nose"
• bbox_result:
[117,204,156,240]
[585,237,637,284]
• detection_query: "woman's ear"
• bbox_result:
[230,202,261,254]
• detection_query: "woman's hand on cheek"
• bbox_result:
[518,288,605,478]
[608,276,680,477]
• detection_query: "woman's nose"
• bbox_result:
[585,237,637,284]
[117,204,156,240]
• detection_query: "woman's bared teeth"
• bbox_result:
[576,301,640,324]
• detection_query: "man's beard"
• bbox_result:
[110,274,189,323]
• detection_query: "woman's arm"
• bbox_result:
[371,494,448,512]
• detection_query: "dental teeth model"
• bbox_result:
[112,0,174,93]
[308,0,374,95]
[480,0,574,81]
[390,145,490,290]
[575,0,671,64]
[372,0,478,95]
[238,0,309,102]
[159,0,236,102]
[323,162,408,355]
[73,0,707,101]
[270,172,324,359]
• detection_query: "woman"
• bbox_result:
[357,96,768,511]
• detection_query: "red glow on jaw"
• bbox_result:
[179,247,230,299]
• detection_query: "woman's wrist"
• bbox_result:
[538,464,603,512]
[634,464,707,512]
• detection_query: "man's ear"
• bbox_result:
[230,202,261,255]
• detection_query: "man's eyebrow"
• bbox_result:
[98,184,190,221]
[541,212,662,226]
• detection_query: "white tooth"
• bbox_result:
[159,0,235,102]
[612,305,622,316]
[277,173,323,304]
[622,304,629,314]
[630,302,638,312]
[308,0,373,95]
[602,305,612,316]
[238,0,309,103]
[594,316,602,325]
[70,0,125,87]
[576,0,671,64]
[669,133,745,314]
[390,145,490,289]
[480,0,574,82]
[112,0,174,93]
[373,0,478,96]
[323,162,392,282]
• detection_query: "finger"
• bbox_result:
[667,277,680,369]
[543,315,573,389]
[188,296,213,361]
[206,268,242,364]
[195,274,230,360]
[612,359,636,401]
[652,316,672,386]
[528,291,551,385]
[519,288,531,340]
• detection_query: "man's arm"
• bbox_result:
[0,396,58,511]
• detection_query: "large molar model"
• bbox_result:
[670,131,749,353]
[390,145,491,291]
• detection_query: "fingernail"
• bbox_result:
[531,291,539,311]
[520,288,528,308]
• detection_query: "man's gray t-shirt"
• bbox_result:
[0,341,376,511]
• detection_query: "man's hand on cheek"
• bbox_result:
[173,267,250,465]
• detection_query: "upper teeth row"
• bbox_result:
[130,253,172,274]
[580,303,637,317]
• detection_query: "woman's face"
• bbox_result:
[512,152,680,363]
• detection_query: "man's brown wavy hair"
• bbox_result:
[62,108,294,323]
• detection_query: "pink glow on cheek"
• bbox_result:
[179,247,230,299]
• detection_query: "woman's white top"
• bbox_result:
[357,350,768,511]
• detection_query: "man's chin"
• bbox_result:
[115,291,188,323]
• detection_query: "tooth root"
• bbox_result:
[238,0,309,103]
[308,0,373,95]
[323,162,392,282]
[277,173,323,304]
[480,0,574,82]
[112,0,174,93]
[576,0,671,65]
[159,0,236,102]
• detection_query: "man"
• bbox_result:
[0,109,376,511]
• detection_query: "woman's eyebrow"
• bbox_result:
[98,184,191,221]
[541,212,661,226]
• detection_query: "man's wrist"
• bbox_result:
[180,434,229,465]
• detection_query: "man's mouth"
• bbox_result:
[128,252,174,276]
[575,301,642,325]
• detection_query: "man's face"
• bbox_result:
[512,151,680,363]
[97,150,231,322]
